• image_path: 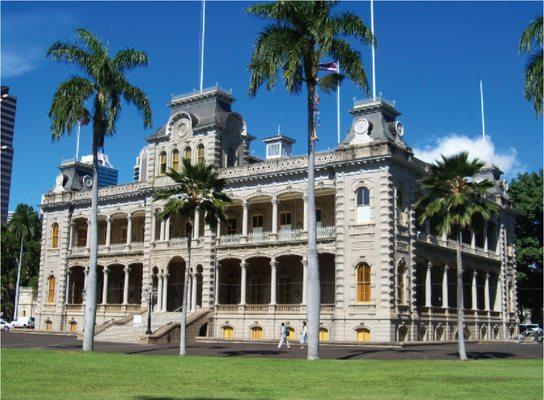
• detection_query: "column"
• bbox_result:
[471,271,478,310]
[493,274,501,312]
[483,221,489,252]
[162,273,169,311]
[271,197,278,234]
[242,200,248,236]
[240,260,247,306]
[151,211,156,242]
[302,257,308,305]
[159,219,165,241]
[69,222,74,250]
[270,258,277,305]
[442,265,448,308]
[126,215,132,245]
[86,220,91,249]
[425,262,432,307]
[424,220,430,236]
[122,266,130,305]
[187,273,193,311]
[102,267,109,305]
[105,217,111,247]
[471,228,476,249]
[165,217,170,241]
[214,263,220,305]
[194,207,200,240]
[83,266,89,305]
[303,196,308,231]
[157,273,163,311]
[484,272,490,311]
[191,272,198,311]
[65,270,71,304]
[216,218,221,238]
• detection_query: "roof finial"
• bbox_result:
[277,124,281,135]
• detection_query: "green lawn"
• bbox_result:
[2,349,542,400]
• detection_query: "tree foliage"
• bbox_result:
[1,204,42,320]
[519,15,543,116]
[508,170,543,324]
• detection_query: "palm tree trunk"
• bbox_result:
[179,223,192,355]
[83,139,99,352]
[456,231,468,361]
[13,233,25,321]
[306,79,320,361]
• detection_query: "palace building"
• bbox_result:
[35,87,518,343]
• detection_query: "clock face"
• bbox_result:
[82,175,93,189]
[179,122,189,135]
[55,174,65,186]
[395,121,404,136]
[354,118,370,135]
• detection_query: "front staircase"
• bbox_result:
[94,309,209,344]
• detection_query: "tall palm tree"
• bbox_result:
[519,15,543,116]
[47,28,152,351]
[247,0,374,360]
[417,152,496,361]
[7,204,41,321]
[155,159,230,355]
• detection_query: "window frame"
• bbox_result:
[51,223,59,248]
[47,275,56,304]
[356,263,371,303]
[159,151,167,175]
[196,144,205,164]
[356,187,371,223]
[171,148,180,171]
[226,217,237,235]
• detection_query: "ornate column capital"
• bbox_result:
[124,266,130,274]
[270,258,277,268]
[240,259,247,268]
[103,267,110,274]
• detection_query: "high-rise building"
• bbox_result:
[1,86,16,223]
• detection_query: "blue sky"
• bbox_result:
[2,1,542,210]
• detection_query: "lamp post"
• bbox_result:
[145,283,157,335]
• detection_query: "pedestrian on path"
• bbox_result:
[277,322,290,350]
[299,321,308,349]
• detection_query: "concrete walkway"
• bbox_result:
[2,331,542,360]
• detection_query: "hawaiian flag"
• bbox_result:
[318,61,339,73]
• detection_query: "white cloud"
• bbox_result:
[413,134,523,177]
[1,10,77,78]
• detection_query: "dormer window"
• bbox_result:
[263,133,295,160]
[267,143,280,158]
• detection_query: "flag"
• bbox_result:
[318,61,339,73]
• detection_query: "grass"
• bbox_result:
[1,349,542,400]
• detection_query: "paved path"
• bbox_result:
[2,331,542,360]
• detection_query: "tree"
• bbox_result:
[1,204,41,320]
[519,15,543,116]
[508,170,543,325]
[417,152,496,361]
[155,160,230,355]
[47,28,152,351]
[246,0,374,360]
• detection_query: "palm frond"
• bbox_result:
[113,49,149,71]
[318,72,344,93]
[329,38,368,92]
[121,81,152,127]
[327,12,375,47]
[519,15,543,54]
[76,28,107,58]
[46,42,94,77]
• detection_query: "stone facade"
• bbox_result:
[35,87,518,342]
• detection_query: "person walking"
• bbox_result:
[300,321,308,349]
[277,322,290,350]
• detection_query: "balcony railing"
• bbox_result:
[70,242,144,256]
[416,232,500,260]
[218,226,336,246]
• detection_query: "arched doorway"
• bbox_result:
[218,259,241,304]
[106,264,125,304]
[276,255,302,304]
[246,257,270,304]
[128,263,143,304]
[68,266,85,304]
[167,257,186,311]
[319,253,335,304]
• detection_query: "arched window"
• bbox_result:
[171,149,180,171]
[319,328,329,342]
[197,144,205,164]
[47,276,56,303]
[356,328,371,342]
[51,223,59,248]
[250,326,263,339]
[356,187,371,223]
[69,321,77,333]
[397,262,406,304]
[222,326,233,339]
[45,321,52,331]
[184,146,192,162]
[159,151,167,175]
[356,263,371,302]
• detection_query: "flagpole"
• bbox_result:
[337,63,341,144]
[199,0,206,92]
[370,0,376,100]
[480,80,486,144]
[75,121,81,161]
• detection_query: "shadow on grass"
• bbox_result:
[135,397,271,400]
[447,352,515,359]
[221,349,283,357]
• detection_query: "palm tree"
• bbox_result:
[155,159,230,355]
[47,28,152,351]
[246,0,374,360]
[519,15,543,116]
[7,204,41,321]
[417,152,496,361]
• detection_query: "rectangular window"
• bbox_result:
[280,212,292,230]
[252,215,263,228]
[227,218,237,235]
[267,143,280,157]
[316,209,322,227]
[76,228,87,247]
[356,206,371,223]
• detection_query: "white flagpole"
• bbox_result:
[199,0,206,92]
[370,0,376,100]
[75,121,81,161]
[337,63,341,144]
[480,80,486,144]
